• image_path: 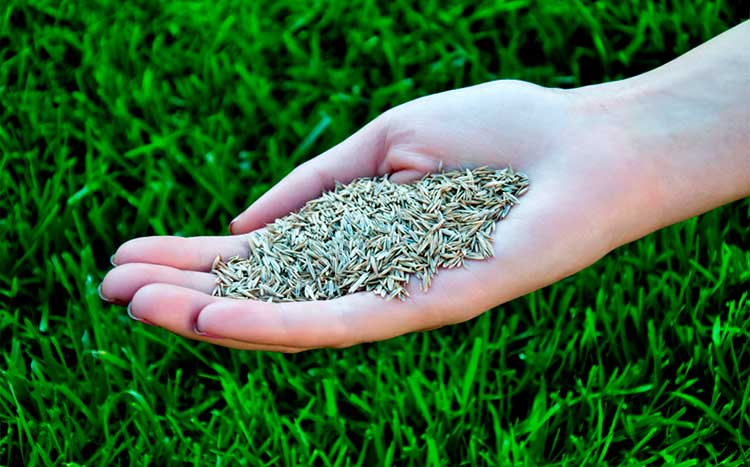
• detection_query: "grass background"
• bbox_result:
[2,0,750,465]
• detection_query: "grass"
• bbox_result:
[1,0,749,465]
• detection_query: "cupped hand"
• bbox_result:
[100,80,640,352]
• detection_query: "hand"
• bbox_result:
[101,79,636,351]
[102,23,750,351]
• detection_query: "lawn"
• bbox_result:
[2,0,750,465]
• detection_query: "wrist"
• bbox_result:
[571,64,750,248]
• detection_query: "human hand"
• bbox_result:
[101,79,638,351]
[103,18,750,352]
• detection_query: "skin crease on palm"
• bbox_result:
[100,22,750,352]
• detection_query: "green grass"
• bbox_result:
[2,0,749,465]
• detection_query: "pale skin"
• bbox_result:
[100,21,749,352]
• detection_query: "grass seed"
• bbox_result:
[211,166,529,301]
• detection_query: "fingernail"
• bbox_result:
[127,303,154,325]
[110,255,117,266]
[193,323,221,339]
[98,283,127,305]
[228,218,239,235]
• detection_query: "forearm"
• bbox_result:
[580,21,750,246]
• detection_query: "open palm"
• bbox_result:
[101,80,632,352]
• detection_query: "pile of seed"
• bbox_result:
[211,166,529,301]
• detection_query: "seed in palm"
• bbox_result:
[212,166,529,302]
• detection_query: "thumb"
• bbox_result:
[229,116,390,235]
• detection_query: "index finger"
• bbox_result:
[112,234,251,271]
